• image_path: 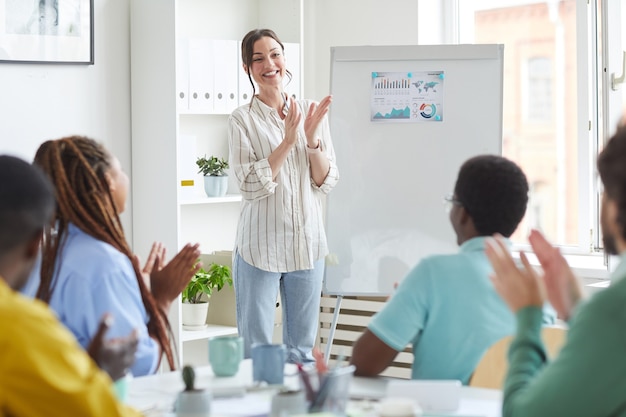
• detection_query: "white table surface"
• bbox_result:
[128,360,502,417]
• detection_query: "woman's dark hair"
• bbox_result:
[33,136,176,370]
[240,28,292,103]
[598,124,626,242]
[454,155,529,237]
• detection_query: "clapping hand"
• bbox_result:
[136,242,166,290]
[304,95,332,147]
[527,229,582,320]
[148,243,202,313]
[87,314,139,382]
[284,96,302,146]
[485,234,546,313]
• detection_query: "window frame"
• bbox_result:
[440,0,604,261]
[600,0,625,272]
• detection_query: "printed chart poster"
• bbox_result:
[371,71,444,123]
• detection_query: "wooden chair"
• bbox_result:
[469,325,567,389]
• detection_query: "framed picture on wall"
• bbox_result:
[0,0,94,64]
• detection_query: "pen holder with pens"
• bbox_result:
[298,363,356,415]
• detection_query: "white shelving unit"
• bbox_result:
[130,0,303,367]
[181,324,239,343]
[179,195,243,206]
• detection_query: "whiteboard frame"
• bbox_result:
[323,44,504,297]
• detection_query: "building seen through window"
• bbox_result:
[461,0,580,248]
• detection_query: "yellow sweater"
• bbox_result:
[0,279,142,417]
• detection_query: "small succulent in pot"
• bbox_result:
[182,365,196,391]
[196,155,229,177]
[175,365,211,416]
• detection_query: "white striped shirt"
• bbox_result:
[228,97,339,272]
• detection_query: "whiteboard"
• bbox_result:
[324,44,503,296]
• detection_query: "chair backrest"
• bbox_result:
[468,325,567,389]
[542,326,568,357]
[318,295,413,379]
[467,334,514,389]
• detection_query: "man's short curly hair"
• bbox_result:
[453,155,529,237]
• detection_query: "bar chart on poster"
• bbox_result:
[370,70,444,122]
[324,44,504,296]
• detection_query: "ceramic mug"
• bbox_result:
[251,343,287,385]
[209,335,244,377]
[113,373,131,403]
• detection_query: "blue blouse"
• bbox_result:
[31,223,159,376]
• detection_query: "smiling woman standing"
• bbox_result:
[228,29,339,362]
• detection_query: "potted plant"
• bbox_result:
[174,365,211,416]
[181,262,233,329]
[196,155,229,197]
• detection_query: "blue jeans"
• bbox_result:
[233,251,324,363]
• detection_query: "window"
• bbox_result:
[599,0,625,269]
[526,57,553,123]
[459,0,584,250]
[417,0,624,261]
[621,3,626,109]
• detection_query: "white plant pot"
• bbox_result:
[182,302,209,327]
[203,175,228,197]
[175,390,211,417]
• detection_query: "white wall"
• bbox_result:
[0,1,612,284]
[0,0,422,248]
[0,0,133,237]
[303,0,420,100]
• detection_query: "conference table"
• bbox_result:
[128,360,502,417]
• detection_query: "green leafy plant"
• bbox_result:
[182,262,233,304]
[196,155,229,177]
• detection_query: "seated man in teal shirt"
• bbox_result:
[351,155,554,384]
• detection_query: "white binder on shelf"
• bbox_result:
[176,38,189,112]
[213,40,239,114]
[188,38,214,113]
[283,42,301,101]
[237,40,255,108]
[178,134,199,200]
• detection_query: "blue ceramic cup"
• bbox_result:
[251,343,287,385]
[209,335,244,377]
[113,374,130,403]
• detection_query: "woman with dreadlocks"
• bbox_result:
[31,136,201,376]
